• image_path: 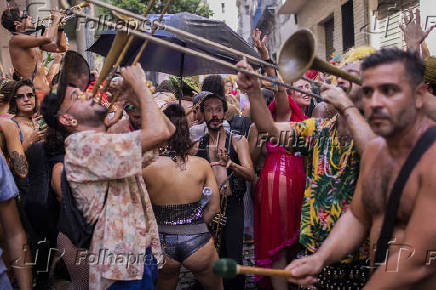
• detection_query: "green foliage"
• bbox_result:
[110,0,214,18]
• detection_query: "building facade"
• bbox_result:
[277,0,436,60]
[236,0,298,61]
[204,0,239,32]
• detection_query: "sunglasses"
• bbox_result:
[124,104,137,112]
[20,10,29,20]
[15,93,35,99]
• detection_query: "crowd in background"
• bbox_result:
[1,3,436,290]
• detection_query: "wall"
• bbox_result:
[420,0,436,56]
[207,0,239,31]
[279,0,368,60]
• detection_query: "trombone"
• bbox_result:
[76,0,362,100]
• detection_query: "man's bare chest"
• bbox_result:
[361,154,419,226]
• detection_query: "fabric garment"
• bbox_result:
[221,195,245,290]
[254,94,307,287]
[108,247,158,290]
[0,154,18,289]
[57,233,89,290]
[153,188,211,263]
[196,132,246,289]
[64,130,163,290]
[158,232,211,263]
[292,116,366,262]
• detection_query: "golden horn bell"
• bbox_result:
[278,29,362,86]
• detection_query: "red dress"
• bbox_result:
[254,95,307,287]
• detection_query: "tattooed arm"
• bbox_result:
[0,119,28,178]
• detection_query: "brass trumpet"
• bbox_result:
[37,2,90,25]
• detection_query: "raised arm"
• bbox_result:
[120,64,175,152]
[11,11,61,49]
[400,8,435,54]
[41,26,67,53]
[321,84,376,154]
[252,29,290,121]
[237,59,293,139]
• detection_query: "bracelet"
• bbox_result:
[57,27,64,32]
[341,105,356,114]
[265,58,275,65]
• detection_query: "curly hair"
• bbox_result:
[155,80,175,94]
[163,104,193,162]
[9,79,38,114]
[0,79,15,105]
[1,7,21,32]
[201,75,225,98]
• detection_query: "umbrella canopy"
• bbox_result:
[88,12,260,76]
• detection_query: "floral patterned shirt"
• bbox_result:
[65,130,163,290]
[292,116,367,262]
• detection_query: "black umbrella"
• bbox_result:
[88,12,260,76]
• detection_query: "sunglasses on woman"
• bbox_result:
[124,104,137,112]
[15,93,35,99]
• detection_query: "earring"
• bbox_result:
[71,119,78,127]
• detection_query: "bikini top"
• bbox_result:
[152,187,212,226]
[11,119,23,144]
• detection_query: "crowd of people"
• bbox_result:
[0,2,436,290]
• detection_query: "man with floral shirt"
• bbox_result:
[57,64,175,289]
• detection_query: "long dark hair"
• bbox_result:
[163,104,193,162]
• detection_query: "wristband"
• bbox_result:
[341,105,356,114]
[58,27,64,32]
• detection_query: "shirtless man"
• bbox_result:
[1,5,66,103]
[280,48,436,288]
[142,104,222,290]
[193,91,254,290]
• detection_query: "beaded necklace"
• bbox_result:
[323,126,354,179]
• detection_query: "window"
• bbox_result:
[295,13,298,25]
[324,17,334,59]
[341,0,355,52]
[221,3,225,14]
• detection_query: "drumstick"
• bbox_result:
[213,259,292,279]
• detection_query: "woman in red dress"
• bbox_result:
[254,89,309,289]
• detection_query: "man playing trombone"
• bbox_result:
[1,2,66,105]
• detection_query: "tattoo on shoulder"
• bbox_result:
[11,151,28,177]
